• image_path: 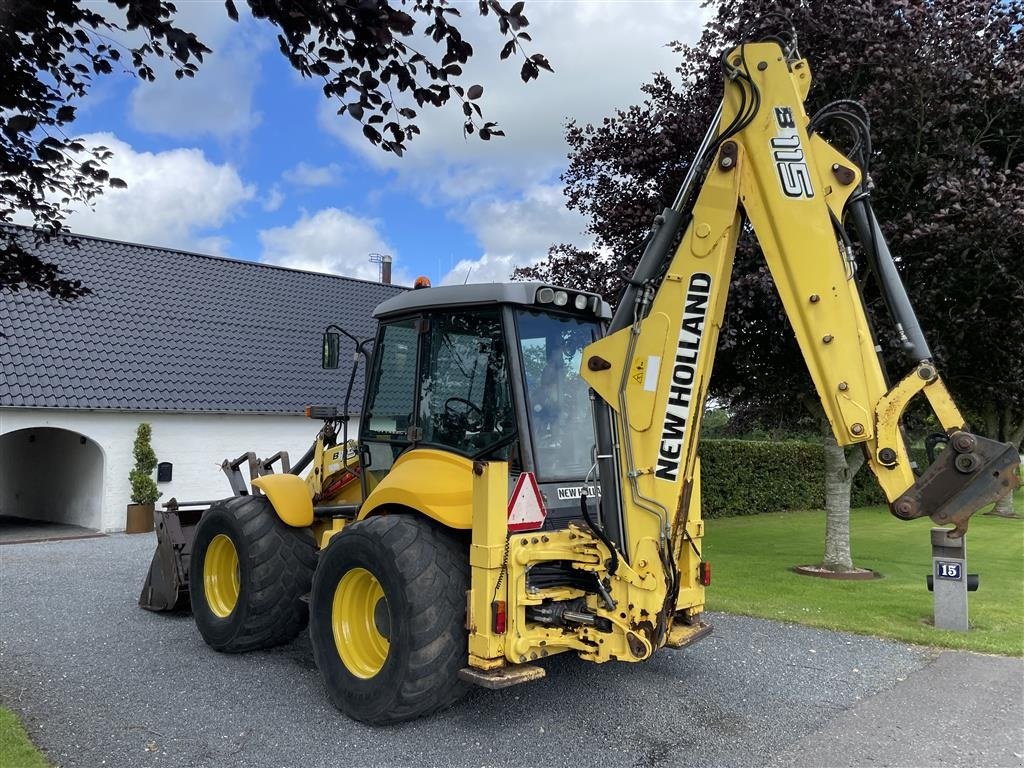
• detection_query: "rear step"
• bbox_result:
[663,618,713,649]
[458,664,547,690]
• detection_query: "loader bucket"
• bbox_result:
[138,500,206,612]
[140,537,189,611]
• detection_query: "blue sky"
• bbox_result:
[58,1,708,286]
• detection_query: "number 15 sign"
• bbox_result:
[935,560,963,580]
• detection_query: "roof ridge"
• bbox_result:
[1,223,409,290]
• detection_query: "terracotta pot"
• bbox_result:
[126,503,155,534]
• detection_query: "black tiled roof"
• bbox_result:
[0,227,405,413]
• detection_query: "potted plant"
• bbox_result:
[127,422,161,533]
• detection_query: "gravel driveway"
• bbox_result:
[2,533,1021,768]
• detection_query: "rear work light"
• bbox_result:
[698,562,712,586]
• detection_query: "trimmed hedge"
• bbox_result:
[698,438,926,518]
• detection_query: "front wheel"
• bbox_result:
[189,495,315,652]
[309,515,469,725]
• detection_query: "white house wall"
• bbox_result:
[0,409,358,531]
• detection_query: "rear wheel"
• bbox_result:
[309,515,469,725]
[190,495,315,652]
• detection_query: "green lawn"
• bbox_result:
[703,495,1024,655]
[0,708,49,768]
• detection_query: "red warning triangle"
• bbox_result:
[507,471,547,532]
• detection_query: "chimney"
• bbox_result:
[381,254,392,285]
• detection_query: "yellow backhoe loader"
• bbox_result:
[140,31,1020,725]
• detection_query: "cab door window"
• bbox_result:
[418,311,513,456]
[517,309,601,481]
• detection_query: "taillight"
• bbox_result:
[492,600,507,634]
[698,562,712,586]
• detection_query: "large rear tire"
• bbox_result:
[190,495,315,653]
[309,515,469,725]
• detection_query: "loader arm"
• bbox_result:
[581,41,1021,614]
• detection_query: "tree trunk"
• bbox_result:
[821,430,867,571]
[988,486,1018,518]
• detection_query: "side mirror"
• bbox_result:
[322,331,341,369]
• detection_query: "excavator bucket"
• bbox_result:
[138,500,206,612]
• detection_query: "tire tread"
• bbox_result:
[310,514,469,724]
[192,495,316,653]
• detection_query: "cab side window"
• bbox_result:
[363,319,418,441]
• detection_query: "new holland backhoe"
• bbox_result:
[140,31,1021,725]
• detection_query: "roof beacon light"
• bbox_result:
[536,287,555,304]
[553,290,569,307]
[413,276,431,289]
[574,293,588,310]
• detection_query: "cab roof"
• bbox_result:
[373,282,612,320]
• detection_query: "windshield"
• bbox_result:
[516,309,601,482]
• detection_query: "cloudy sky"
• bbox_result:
[59,1,710,286]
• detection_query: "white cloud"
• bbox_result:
[282,162,344,187]
[61,133,255,251]
[441,253,523,286]
[318,1,709,194]
[441,184,592,285]
[262,185,285,212]
[259,208,409,284]
[129,3,267,139]
[464,184,589,256]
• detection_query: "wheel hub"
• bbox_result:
[204,533,240,618]
[331,567,390,678]
[373,597,391,639]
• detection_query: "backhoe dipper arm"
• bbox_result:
[581,41,1021,590]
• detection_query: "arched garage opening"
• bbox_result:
[0,428,104,535]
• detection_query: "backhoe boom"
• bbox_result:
[581,41,1021,629]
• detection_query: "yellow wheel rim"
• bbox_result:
[204,534,240,618]
[331,567,390,678]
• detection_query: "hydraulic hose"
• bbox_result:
[581,492,619,576]
[290,443,315,476]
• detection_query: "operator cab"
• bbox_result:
[361,282,610,528]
